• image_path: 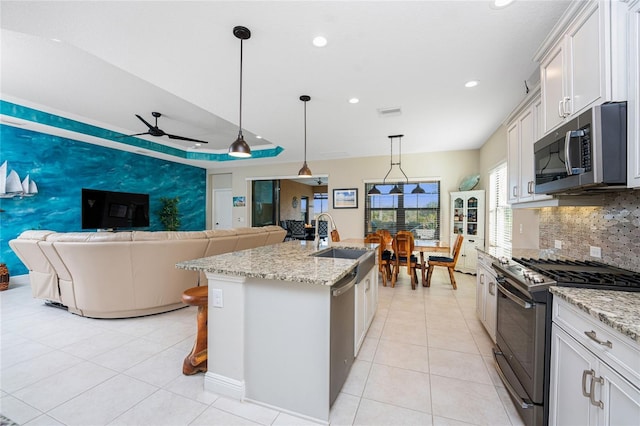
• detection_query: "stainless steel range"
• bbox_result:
[491,257,640,426]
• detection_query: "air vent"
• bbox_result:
[377,107,402,117]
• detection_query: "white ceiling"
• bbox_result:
[0,1,571,169]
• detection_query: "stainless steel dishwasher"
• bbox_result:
[329,266,357,406]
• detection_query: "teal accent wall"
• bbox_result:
[0,124,206,276]
[0,100,284,162]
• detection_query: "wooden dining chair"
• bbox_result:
[376,229,393,259]
[365,233,391,286]
[391,232,419,289]
[376,229,392,247]
[425,234,464,289]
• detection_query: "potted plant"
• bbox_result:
[158,197,180,231]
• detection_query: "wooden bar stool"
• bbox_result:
[181,286,208,375]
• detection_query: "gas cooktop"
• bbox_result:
[507,258,640,292]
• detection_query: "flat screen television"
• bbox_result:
[82,188,150,229]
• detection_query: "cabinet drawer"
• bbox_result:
[553,297,640,388]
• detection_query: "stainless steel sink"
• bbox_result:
[311,247,369,259]
[312,248,375,284]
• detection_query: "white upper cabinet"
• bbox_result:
[537,1,627,135]
[628,1,640,188]
[541,44,566,132]
[506,86,551,205]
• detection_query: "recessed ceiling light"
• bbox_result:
[465,80,479,88]
[256,135,262,139]
[349,98,359,104]
[51,38,62,43]
[493,0,515,8]
[312,36,327,47]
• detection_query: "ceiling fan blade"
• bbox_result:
[135,114,154,130]
[127,132,151,137]
[167,134,209,144]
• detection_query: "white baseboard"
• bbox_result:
[204,372,245,400]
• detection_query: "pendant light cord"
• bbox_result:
[303,100,307,162]
[382,135,408,184]
[238,39,244,136]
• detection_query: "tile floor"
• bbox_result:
[1,269,524,426]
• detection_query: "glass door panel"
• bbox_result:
[252,180,280,226]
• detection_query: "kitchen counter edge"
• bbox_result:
[176,240,377,287]
[550,287,640,345]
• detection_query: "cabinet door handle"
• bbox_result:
[558,99,564,118]
[562,96,572,117]
[527,181,534,194]
[512,186,518,197]
[584,330,613,348]
[589,374,604,409]
[480,273,485,285]
[582,369,593,398]
[489,281,495,296]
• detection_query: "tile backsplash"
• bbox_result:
[539,190,640,273]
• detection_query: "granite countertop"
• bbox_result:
[176,240,377,287]
[550,287,640,345]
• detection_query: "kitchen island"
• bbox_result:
[177,240,377,423]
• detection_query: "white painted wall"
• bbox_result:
[478,123,540,249]
[208,149,480,240]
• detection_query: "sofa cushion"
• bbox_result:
[132,231,207,241]
[46,232,133,242]
[17,230,56,240]
[203,229,238,238]
[235,227,269,250]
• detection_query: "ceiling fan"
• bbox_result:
[126,112,209,144]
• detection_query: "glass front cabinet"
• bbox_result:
[450,190,485,274]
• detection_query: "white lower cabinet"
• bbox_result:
[549,298,640,426]
[355,266,378,355]
[475,251,497,342]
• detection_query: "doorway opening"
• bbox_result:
[249,176,328,228]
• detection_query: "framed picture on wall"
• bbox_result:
[333,188,358,209]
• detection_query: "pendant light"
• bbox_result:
[298,95,312,176]
[367,185,381,195]
[368,134,409,196]
[228,26,252,158]
[412,183,426,194]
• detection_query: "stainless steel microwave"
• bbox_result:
[534,101,627,195]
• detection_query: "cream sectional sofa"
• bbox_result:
[9,226,286,318]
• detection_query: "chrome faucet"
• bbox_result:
[314,213,336,249]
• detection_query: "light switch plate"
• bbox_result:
[211,288,224,308]
[554,240,562,249]
[590,246,602,258]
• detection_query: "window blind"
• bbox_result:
[489,163,512,249]
[364,181,441,239]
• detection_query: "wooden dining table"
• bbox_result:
[341,238,450,286]
[412,240,450,286]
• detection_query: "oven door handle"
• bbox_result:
[497,282,533,309]
[493,349,534,409]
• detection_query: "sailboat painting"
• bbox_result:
[22,174,39,197]
[0,161,38,198]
